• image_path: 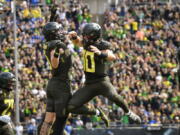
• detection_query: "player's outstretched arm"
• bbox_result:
[90,45,116,61]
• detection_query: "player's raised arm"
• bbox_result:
[50,48,59,69]
[49,1,58,22]
[50,42,65,69]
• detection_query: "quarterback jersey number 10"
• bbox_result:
[83,50,95,73]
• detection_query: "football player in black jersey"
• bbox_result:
[40,22,109,135]
[68,23,141,124]
[40,21,74,135]
[0,72,16,135]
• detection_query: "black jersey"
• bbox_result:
[45,40,72,81]
[0,90,14,116]
[83,40,111,82]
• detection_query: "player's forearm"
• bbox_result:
[51,57,59,68]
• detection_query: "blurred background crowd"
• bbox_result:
[0,0,179,134]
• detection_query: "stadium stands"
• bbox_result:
[0,0,179,134]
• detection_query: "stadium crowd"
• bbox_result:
[0,0,179,134]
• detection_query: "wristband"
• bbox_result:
[99,52,108,59]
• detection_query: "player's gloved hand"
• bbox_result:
[48,40,66,50]
[55,41,66,50]
[50,5,58,21]
[50,5,57,15]
[68,31,78,40]
[54,41,66,57]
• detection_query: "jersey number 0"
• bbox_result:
[83,50,95,73]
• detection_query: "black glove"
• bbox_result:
[55,41,66,50]
[54,41,66,58]
[51,5,57,14]
[48,40,66,50]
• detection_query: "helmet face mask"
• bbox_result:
[0,72,16,91]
